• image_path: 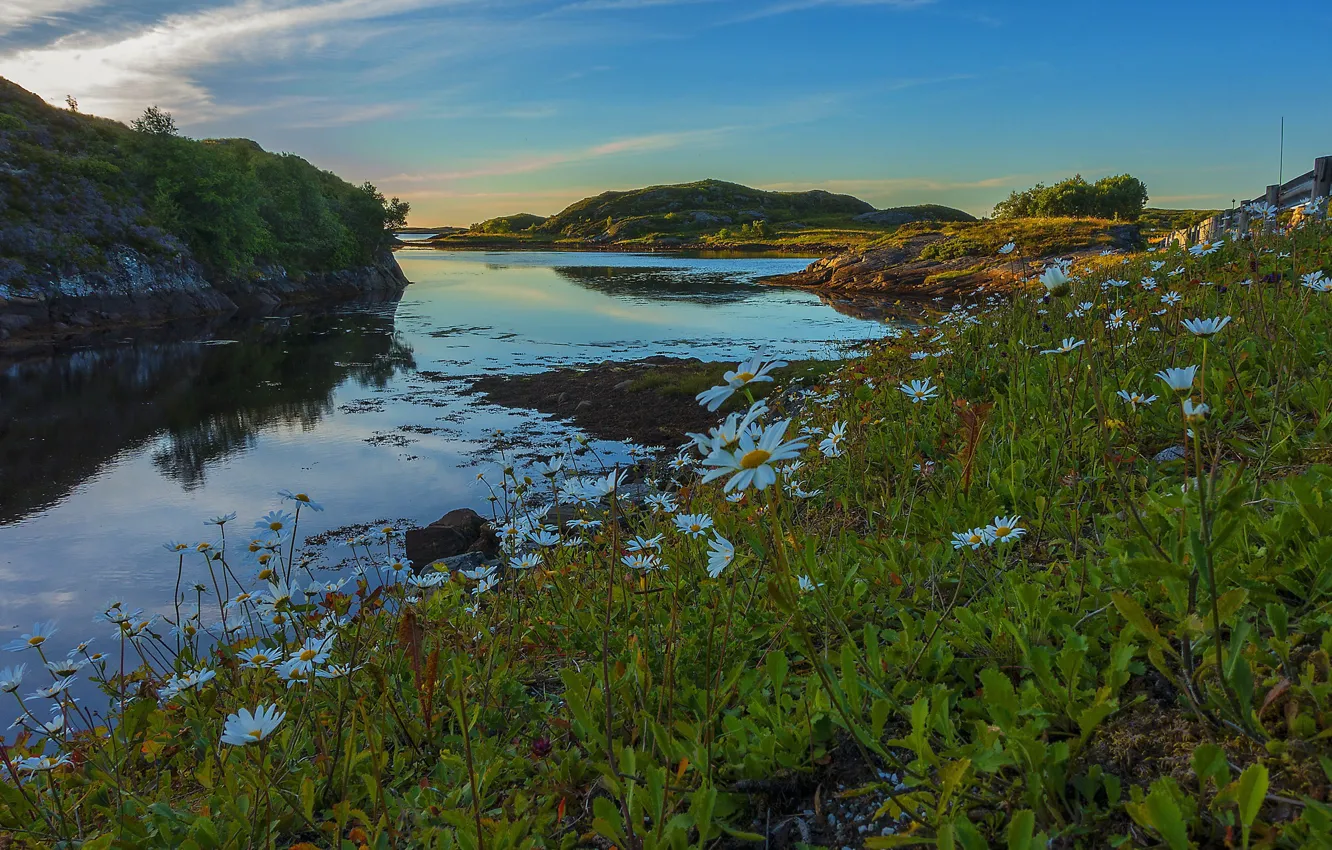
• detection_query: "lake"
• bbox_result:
[0,250,896,653]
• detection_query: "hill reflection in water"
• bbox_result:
[0,299,414,524]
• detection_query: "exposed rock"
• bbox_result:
[1153,445,1187,463]
[433,551,498,574]
[405,508,489,568]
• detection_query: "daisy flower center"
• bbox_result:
[248,729,262,740]
[734,371,755,382]
[268,522,283,531]
[28,636,44,646]
[740,449,772,469]
[995,526,1012,537]
[299,649,317,661]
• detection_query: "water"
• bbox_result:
[0,250,894,651]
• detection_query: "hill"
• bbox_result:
[431,179,975,251]
[0,78,409,341]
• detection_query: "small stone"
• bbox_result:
[1154,445,1187,462]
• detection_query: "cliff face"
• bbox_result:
[0,249,407,343]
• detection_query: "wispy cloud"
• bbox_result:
[384,126,735,182]
[0,0,105,37]
[0,0,478,120]
[727,0,936,24]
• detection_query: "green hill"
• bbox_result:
[0,77,407,292]
[469,213,548,234]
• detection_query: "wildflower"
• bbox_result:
[899,378,939,404]
[998,242,1016,255]
[1180,316,1232,337]
[797,575,823,592]
[985,515,1026,544]
[535,457,564,478]
[669,455,694,472]
[220,704,286,746]
[566,517,603,531]
[675,513,714,538]
[162,540,190,553]
[1117,390,1158,410]
[527,529,560,548]
[1041,337,1085,355]
[205,511,238,526]
[1160,291,1182,305]
[706,535,734,579]
[45,658,85,677]
[461,564,497,582]
[278,490,324,511]
[15,755,71,773]
[687,400,769,456]
[238,647,279,669]
[789,482,823,498]
[622,554,659,571]
[254,510,296,536]
[585,469,627,498]
[29,677,75,700]
[1182,399,1209,422]
[1156,365,1198,394]
[316,664,357,679]
[382,555,411,578]
[287,636,334,674]
[700,419,806,492]
[950,528,991,550]
[625,534,664,553]
[0,665,25,693]
[511,553,542,570]
[4,621,57,653]
[819,421,847,458]
[1301,271,1330,293]
[408,571,449,588]
[695,353,787,412]
[1040,265,1071,296]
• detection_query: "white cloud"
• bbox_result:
[0,0,473,120]
[0,0,105,36]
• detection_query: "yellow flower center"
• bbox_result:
[248,729,262,741]
[269,522,282,531]
[967,534,982,544]
[734,371,755,382]
[28,636,44,646]
[740,449,772,469]
[253,654,269,664]
[299,649,317,661]
[689,524,702,532]
[296,494,308,501]
[995,526,1011,537]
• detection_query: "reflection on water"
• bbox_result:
[0,304,414,523]
[0,251,895,650]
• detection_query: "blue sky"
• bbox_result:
[2,0,1328,225]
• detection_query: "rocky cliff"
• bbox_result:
[0,249,407,344]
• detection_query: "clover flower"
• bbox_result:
[1181,316,1231,337]
[899,378,939,404]
[1156,366,1198,394]
[706,535,734,579]
[700,419,806,492]
[4,621,57,653]
[220,704,286,746]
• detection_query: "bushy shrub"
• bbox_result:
[994,173,1149,221]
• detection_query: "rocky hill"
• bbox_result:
[0,78,409,343]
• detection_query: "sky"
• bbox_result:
[1,1,1328,226]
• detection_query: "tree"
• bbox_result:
[132,105,178,137]
[65,95,78,112]
[993,173,1148,221]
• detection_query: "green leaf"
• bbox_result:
[1111,592,1169,648]
[1237,763,1269,832]
[865,837,937,848]
[1143,785,1190,850]
[1006,810,1035,850]
[979,668,1018,730]
[765,650,788,695]
[300,775,315,821]
[1192,743,1230,792]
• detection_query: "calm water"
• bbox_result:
[0,251,895,651]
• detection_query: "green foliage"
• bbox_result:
[0,77,407,282]
[469,213,548,234]
[993,173,1149,221]
[5,187,1332,848]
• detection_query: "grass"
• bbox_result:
[4,213,1332,848]
[627,359,840,398]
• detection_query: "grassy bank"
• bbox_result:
[4,212,1332,848]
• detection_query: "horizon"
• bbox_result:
[2,1,1328,227]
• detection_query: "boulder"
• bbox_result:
[406,508,490,568]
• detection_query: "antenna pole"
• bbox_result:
[1278,117,1284,189]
